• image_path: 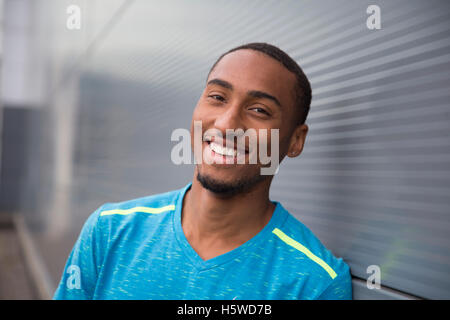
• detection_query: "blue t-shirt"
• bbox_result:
[53,183,352,300]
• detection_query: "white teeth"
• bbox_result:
[210,142,237,157]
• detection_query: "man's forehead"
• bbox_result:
[207,49,296,96]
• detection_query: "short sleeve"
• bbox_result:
[53,208,104,300]
[317,266,353,300]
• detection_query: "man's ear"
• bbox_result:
[287,124,308,158]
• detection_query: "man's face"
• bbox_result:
[190,49,305,195]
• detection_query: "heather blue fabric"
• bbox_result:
[54,183,352,300]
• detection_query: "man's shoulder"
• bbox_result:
[87,184,189,231]
[99,185,184,215]
[271,205,350,282]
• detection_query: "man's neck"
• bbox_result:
[181,172,275,260]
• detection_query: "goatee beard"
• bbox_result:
[196,169,266,197]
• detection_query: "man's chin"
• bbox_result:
[196,170,266,197]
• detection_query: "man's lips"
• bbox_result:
[201,139,250,165]
[204,135,249,154]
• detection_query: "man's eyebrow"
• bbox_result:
[207,78,282,108]
[207,78,233,90]
[247,90,282,108]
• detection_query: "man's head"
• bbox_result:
[191,42,311,196]
[208,43,312,125]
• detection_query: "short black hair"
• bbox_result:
[208,42,312,125]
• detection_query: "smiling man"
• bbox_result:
[54,43,352,300]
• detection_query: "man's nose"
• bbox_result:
[213,103,244,133]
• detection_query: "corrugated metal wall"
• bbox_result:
[1,0,449,299]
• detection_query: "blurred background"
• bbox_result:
[0,0,449,300]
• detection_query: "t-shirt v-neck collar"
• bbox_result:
[172,183,287,271]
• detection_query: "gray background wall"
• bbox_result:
[1,0,449,299]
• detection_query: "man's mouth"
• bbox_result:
[209,141,246,157]
[203,136,249,164]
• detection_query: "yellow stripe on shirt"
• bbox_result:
[272,227,337,279]
[100,204,176,216]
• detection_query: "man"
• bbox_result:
[54,43,352,300]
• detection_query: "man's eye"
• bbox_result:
[250,107,270,115]
[208,95,225,102]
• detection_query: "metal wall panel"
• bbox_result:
[2,0,450,299]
